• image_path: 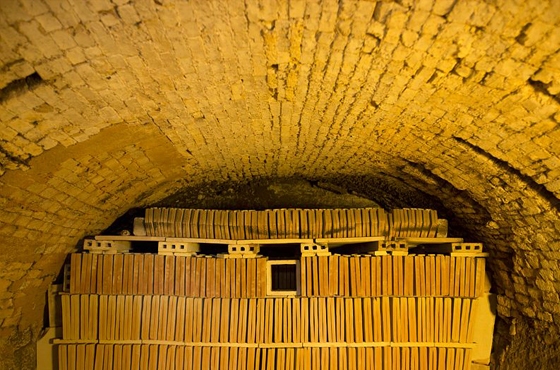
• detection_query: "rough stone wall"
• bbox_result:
[0,0,559,369]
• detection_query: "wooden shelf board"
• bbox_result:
[95,236,165,242]
[315,237,386,247]
[53,339,476,349]
[398,237,464,245]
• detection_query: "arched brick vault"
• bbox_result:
[0,0,559,368]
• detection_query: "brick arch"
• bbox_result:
[1,0,559,368]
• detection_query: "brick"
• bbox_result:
[18,21,61,59]
[9,61,35,79]
[432,0,455,15]
[71,24,96,47]
[19,0,49,16]
[64,47,87,65]
[50,29,77,50]
[100,12,120,28]
[117,4,141,25]
[35,12,63,32]
[520,21,554,47]
[0,2,33,23]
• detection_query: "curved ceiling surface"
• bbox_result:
[0,0,559,368]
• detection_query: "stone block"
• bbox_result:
[50,29,77,50]
[158,241,200,256]
[538,311,554,322]
[71,1,97,22]
[36,12,63,32]
[520,21,554,47]
[83,239,131,254]
[100,12,120,28]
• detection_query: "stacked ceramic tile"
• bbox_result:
[299,255,485,298]
[69,254,267,298]
[58,207,483,370]
[57,344,474,369]
[143,207,437,239]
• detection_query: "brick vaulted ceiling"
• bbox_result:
[0,0,559,368]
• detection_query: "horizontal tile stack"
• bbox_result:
[142,208,440,239]
[58,344,471,369]
[60,295,476,345]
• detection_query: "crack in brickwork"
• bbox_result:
[453,136,560,212]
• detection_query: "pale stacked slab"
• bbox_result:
[141,208,441,239]
[56,207,487,369]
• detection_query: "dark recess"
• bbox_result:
[528,79,560,104]
[0,72,43,103]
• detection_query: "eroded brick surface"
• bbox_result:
[0,0,559,369]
